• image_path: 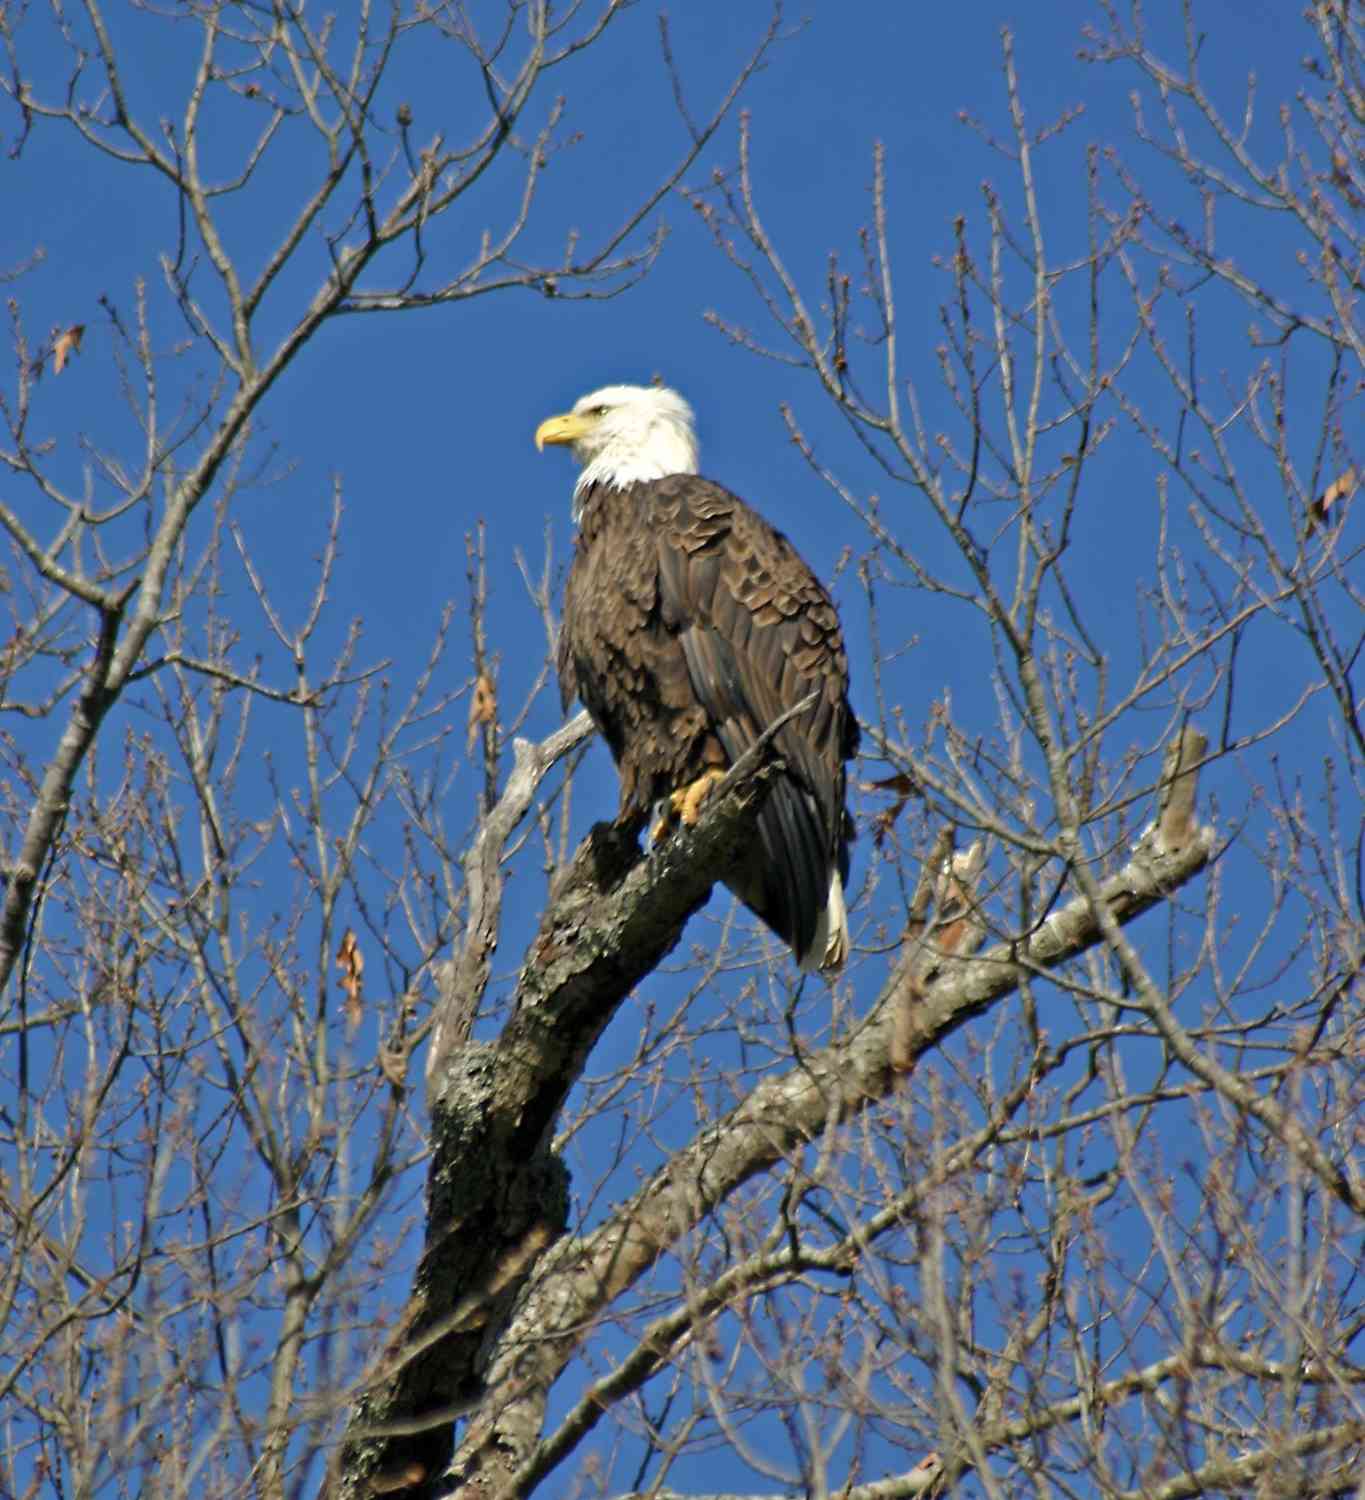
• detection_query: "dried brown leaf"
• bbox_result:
[1309,466,1356,528]
[861,771,918,848]
[862,772,916,796]
[51,324,85,375]
[467,671,497,755]
[336,928,364,1031]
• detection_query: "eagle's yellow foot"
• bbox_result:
[670,766,728,828]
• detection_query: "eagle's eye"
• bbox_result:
[589,405,610,417]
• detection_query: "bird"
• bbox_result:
[535,383,859,972]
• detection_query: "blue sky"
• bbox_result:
[3,0,1316,777]
[2,1,1355,1495]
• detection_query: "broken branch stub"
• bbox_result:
[892,834,987,1073]
[1155,725,1208,855]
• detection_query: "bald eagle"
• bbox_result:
[535,384,859,973]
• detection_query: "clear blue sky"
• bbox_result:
[1,1,1342,1494]
[4,0,1312,754]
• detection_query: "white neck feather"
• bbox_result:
[571,395,700,523]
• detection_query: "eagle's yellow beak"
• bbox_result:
[534,411,592,451]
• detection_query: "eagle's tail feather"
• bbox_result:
[736,767,848,975]
[799,867,849,974]
[757,776,818,965]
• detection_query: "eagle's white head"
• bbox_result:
[535,384,700,518]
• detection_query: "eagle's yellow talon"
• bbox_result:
[670,766,727,827]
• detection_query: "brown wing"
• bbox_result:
[650,476,858,961]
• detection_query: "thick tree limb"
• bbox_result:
[459,821,1217,1495]
[336,748,782,1499]
[349,723,1232,1499]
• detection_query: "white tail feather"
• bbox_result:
[800,869,849,974]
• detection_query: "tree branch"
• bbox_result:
[459,819,1216,1493]
[338,747,784,1498]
